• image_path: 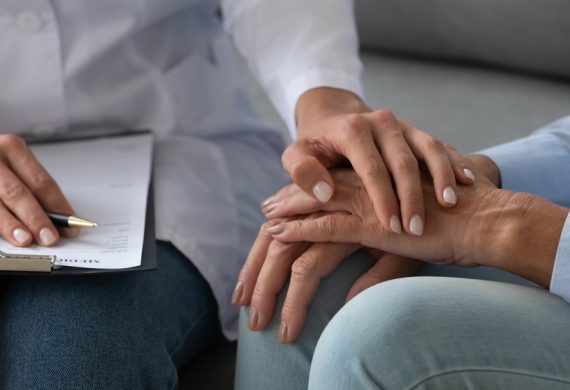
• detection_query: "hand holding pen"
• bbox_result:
[0,134,97,247]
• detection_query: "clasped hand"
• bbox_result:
[235,154,499,343]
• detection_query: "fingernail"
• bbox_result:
[262,201,280,215]
[266,224,284,235]
[443,187,457,205]
[39,228,57,246]
[249,307,259,330]
[232,281,244,305]
[261,196,274,209]
[464,168,475,181]
[278,322,288,343]
[390,215,402,234]
[313,181,333,203]
[410,215,424,236]
[13,228,30,244]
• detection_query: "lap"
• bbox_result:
[310,276,570,389]
[236,251,570,390]
[0,241,221,389]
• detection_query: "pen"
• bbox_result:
[47,212,99,228]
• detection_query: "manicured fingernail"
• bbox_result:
[39,228,57,246]
[249,307,259,330]
[390,215,402,234]
[313,181,333,203]
[464,168,475,181]
[410,215,424,236]
[263,201,280,215]
[261,196,274,208]
[232,282,243,305]
[13,228,30,244]
[266,224,284,235]
[279,322,288,343]
[443,187,457,205]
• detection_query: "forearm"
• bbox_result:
[473,190,569,287]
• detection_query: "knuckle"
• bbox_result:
[267,240,292,257]
[362,158,387,178]
[316,216,335,237]
[290,256,317,282]
[27,172,56,194]
[393,153,418,173]
[371,109,398,127]
[1,181,27,202]
[252,284,269,299]
[344,113,366,130]
[425,136,444,152]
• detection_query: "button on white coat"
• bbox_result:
[17,12,44,32]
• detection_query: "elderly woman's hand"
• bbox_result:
[232,217,420,343]
[267,153,569,288]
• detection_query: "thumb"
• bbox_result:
[346,254,421,302]
[282,142,336,203]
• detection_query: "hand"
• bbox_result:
[281,87,476,236]
[232,217,419,343]
[267,157,569,287]
[0,134,77,247]
[265,160,495,267]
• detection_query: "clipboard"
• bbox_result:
[0,131,157,275]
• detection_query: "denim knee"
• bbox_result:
[308,277,469,389]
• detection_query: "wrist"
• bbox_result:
[472,190,568,287]
[295,87,370,135]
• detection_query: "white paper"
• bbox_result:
[0,133,153,269]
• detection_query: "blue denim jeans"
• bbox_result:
[236,250,570,389]
[0,241,221,389]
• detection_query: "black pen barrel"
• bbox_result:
[47,212,70,227]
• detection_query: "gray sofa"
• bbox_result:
[181,1,570,388]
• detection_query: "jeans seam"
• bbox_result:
[408,368,570,389]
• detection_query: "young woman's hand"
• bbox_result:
[0,134,76,247]
[283,87,476,236]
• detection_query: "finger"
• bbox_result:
[279,243,359,343]
[248,240,309,331]
[346,255,421,302]
[263,181,361,220]
[401,121,458,208]
[444,144,476,185]
[369,111,421,235]
[336,115,399,233]
[261,169,363,217]
[267,213,364,244]
[281,142,336,203]
[0,163,59,246]
[4,138,78,237]
[233,222,277,306]
[263,184,321,219]
[0,203,33,247]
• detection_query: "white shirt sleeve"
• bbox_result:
[222,0,365,137]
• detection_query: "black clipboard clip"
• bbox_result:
[0,250,56,273]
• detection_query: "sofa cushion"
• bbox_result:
[355,0,570,79]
